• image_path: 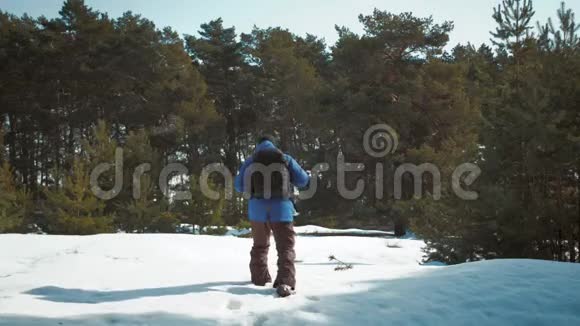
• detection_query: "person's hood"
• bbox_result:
[255,140,277,153]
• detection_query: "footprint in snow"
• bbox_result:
[227,299,243,310]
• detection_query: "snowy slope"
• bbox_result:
[0,233,579,325]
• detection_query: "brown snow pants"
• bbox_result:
[250,221,296,289]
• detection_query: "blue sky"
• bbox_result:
[1,0,578,48]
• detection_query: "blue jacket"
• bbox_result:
[234,141,309,222]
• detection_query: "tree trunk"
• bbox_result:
[7,113,17,167]
[577,172,580,263]
[224,113,237,173]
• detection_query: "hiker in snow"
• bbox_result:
[234,135,309,297]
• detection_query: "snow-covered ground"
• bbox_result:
[0,232,579,325]
[179,224,393,237]
[294,225,393,237]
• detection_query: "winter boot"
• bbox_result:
[276,284,294,297]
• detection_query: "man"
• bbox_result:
[234,135,309,297]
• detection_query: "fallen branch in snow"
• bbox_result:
[329,255,353,271]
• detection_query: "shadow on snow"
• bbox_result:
[25,281,275,304]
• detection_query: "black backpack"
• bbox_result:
[249,149,292,199]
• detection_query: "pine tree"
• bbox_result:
[241,28,321,151]
[325,10,456,228]
[115,129,179,233]
[0,128,30,233]
[185,18,245,172]
[176,175,225,234]
[116,179,176,233]
[537,2,580,52]
[395,59,484,262]
[44,158,113,235]
[491,0,536,53]
[1,0,579,248]
[532,2,580,260]
[0,162,30,233]
[416,1,580,263]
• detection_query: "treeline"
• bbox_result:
[1,0,579,263]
